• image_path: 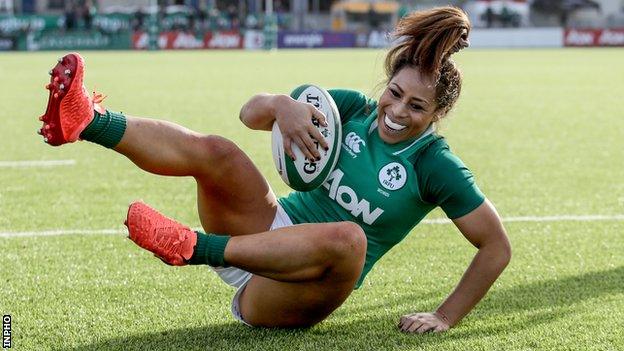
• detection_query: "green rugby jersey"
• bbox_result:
[278,88,485,288]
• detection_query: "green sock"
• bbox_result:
[80,110,127,148]
[189,231,231,267]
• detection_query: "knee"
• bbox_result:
[198,135,240,163]
[325,221,367,264]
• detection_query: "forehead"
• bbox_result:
[390,66,436,102]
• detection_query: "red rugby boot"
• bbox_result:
[37,52,105,146]
[125,201,197,266]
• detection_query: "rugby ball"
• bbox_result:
[271,85,342,192]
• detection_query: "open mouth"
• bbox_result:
[384,114,407,132]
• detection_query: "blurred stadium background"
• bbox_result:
[1,0,623,51]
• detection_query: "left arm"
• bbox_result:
[398,199,511,333]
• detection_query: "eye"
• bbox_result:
[389,88,400,98]
[410,104,423,111]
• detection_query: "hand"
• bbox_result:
[274,97,329,161]
[398,312,450,334]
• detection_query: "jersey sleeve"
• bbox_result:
[328,89,376,124]
[416,140,485,219]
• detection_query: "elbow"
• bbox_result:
[239,102,252,128]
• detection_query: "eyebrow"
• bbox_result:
[391,83,430,106]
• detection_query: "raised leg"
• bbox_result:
[38,53,278,235]
[114,116,278,235]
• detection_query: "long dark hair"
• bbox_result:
[384,6,471,116]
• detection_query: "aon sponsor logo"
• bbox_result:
[323,168,384,225]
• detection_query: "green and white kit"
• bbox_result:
[279,88,485,287]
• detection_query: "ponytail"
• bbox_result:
[384,6,470,115]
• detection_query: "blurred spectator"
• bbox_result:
[227,4,239,29]
[369,5,380,29]
[64,0,77,31]
[197,4,208,31]
[187,8,197,32]
[560,9,569,27]
[157,4,166,28]
[500,6,512,27]
[133,7,146,31]
[245,12,259,29]
[484,6,494,28]
[82,0,96,30]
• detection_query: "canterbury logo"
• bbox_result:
[344,132,365,153]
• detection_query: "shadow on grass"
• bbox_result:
[67,266,623,351]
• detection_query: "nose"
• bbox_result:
[392,102,409,119]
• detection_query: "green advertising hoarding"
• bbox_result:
[16,31,131,50]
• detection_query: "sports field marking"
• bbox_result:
[422,214,624,225]
[0,159,76,168]
[1,214,623,238]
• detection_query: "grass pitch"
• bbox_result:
[0,48,623,350]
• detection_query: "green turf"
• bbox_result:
[1,49,623,350]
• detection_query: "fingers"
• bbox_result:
[309,108,329,150]
[398,313,449,334]
[279,103,329,161]
[283,133,320,161]
[283,138,295,161]
[309,127,329,151]
[296,134,320,161]
[311,108,328,128]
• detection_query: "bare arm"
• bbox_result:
[239,93,290,131]
[239,93,329,160]
[399,199,511,333]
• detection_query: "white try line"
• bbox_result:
[1,214,623,239]
[0,159,76,168]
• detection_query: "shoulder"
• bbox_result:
[327,88,370,104]
[416,137,471,184]
[415,137,485,218]
[327,88,377,123]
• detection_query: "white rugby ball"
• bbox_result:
[272,85,342,192]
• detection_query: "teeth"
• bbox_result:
[384,115,407,131]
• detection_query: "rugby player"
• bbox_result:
[37,6,511,333]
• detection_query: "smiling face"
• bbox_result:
[377,65,439,144]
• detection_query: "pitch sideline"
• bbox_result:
[1,214,623,238]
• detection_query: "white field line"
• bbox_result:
[1,215,623,239]
[0,159,76,168]
[421,214,624,225]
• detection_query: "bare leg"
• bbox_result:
[226,222,368,327]
[112,116,278,234]
[112,115,366,327]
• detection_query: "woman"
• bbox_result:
[38,6,511,333]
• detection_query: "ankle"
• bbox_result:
[80,109,126,148]
[188,231,231,266]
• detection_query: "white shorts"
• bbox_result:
[211,204,293,326]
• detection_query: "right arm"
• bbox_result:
[239,93,290,131]
[239,93,328,160]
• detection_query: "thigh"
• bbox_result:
[239,274,356,328]
[195,139,278,236]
